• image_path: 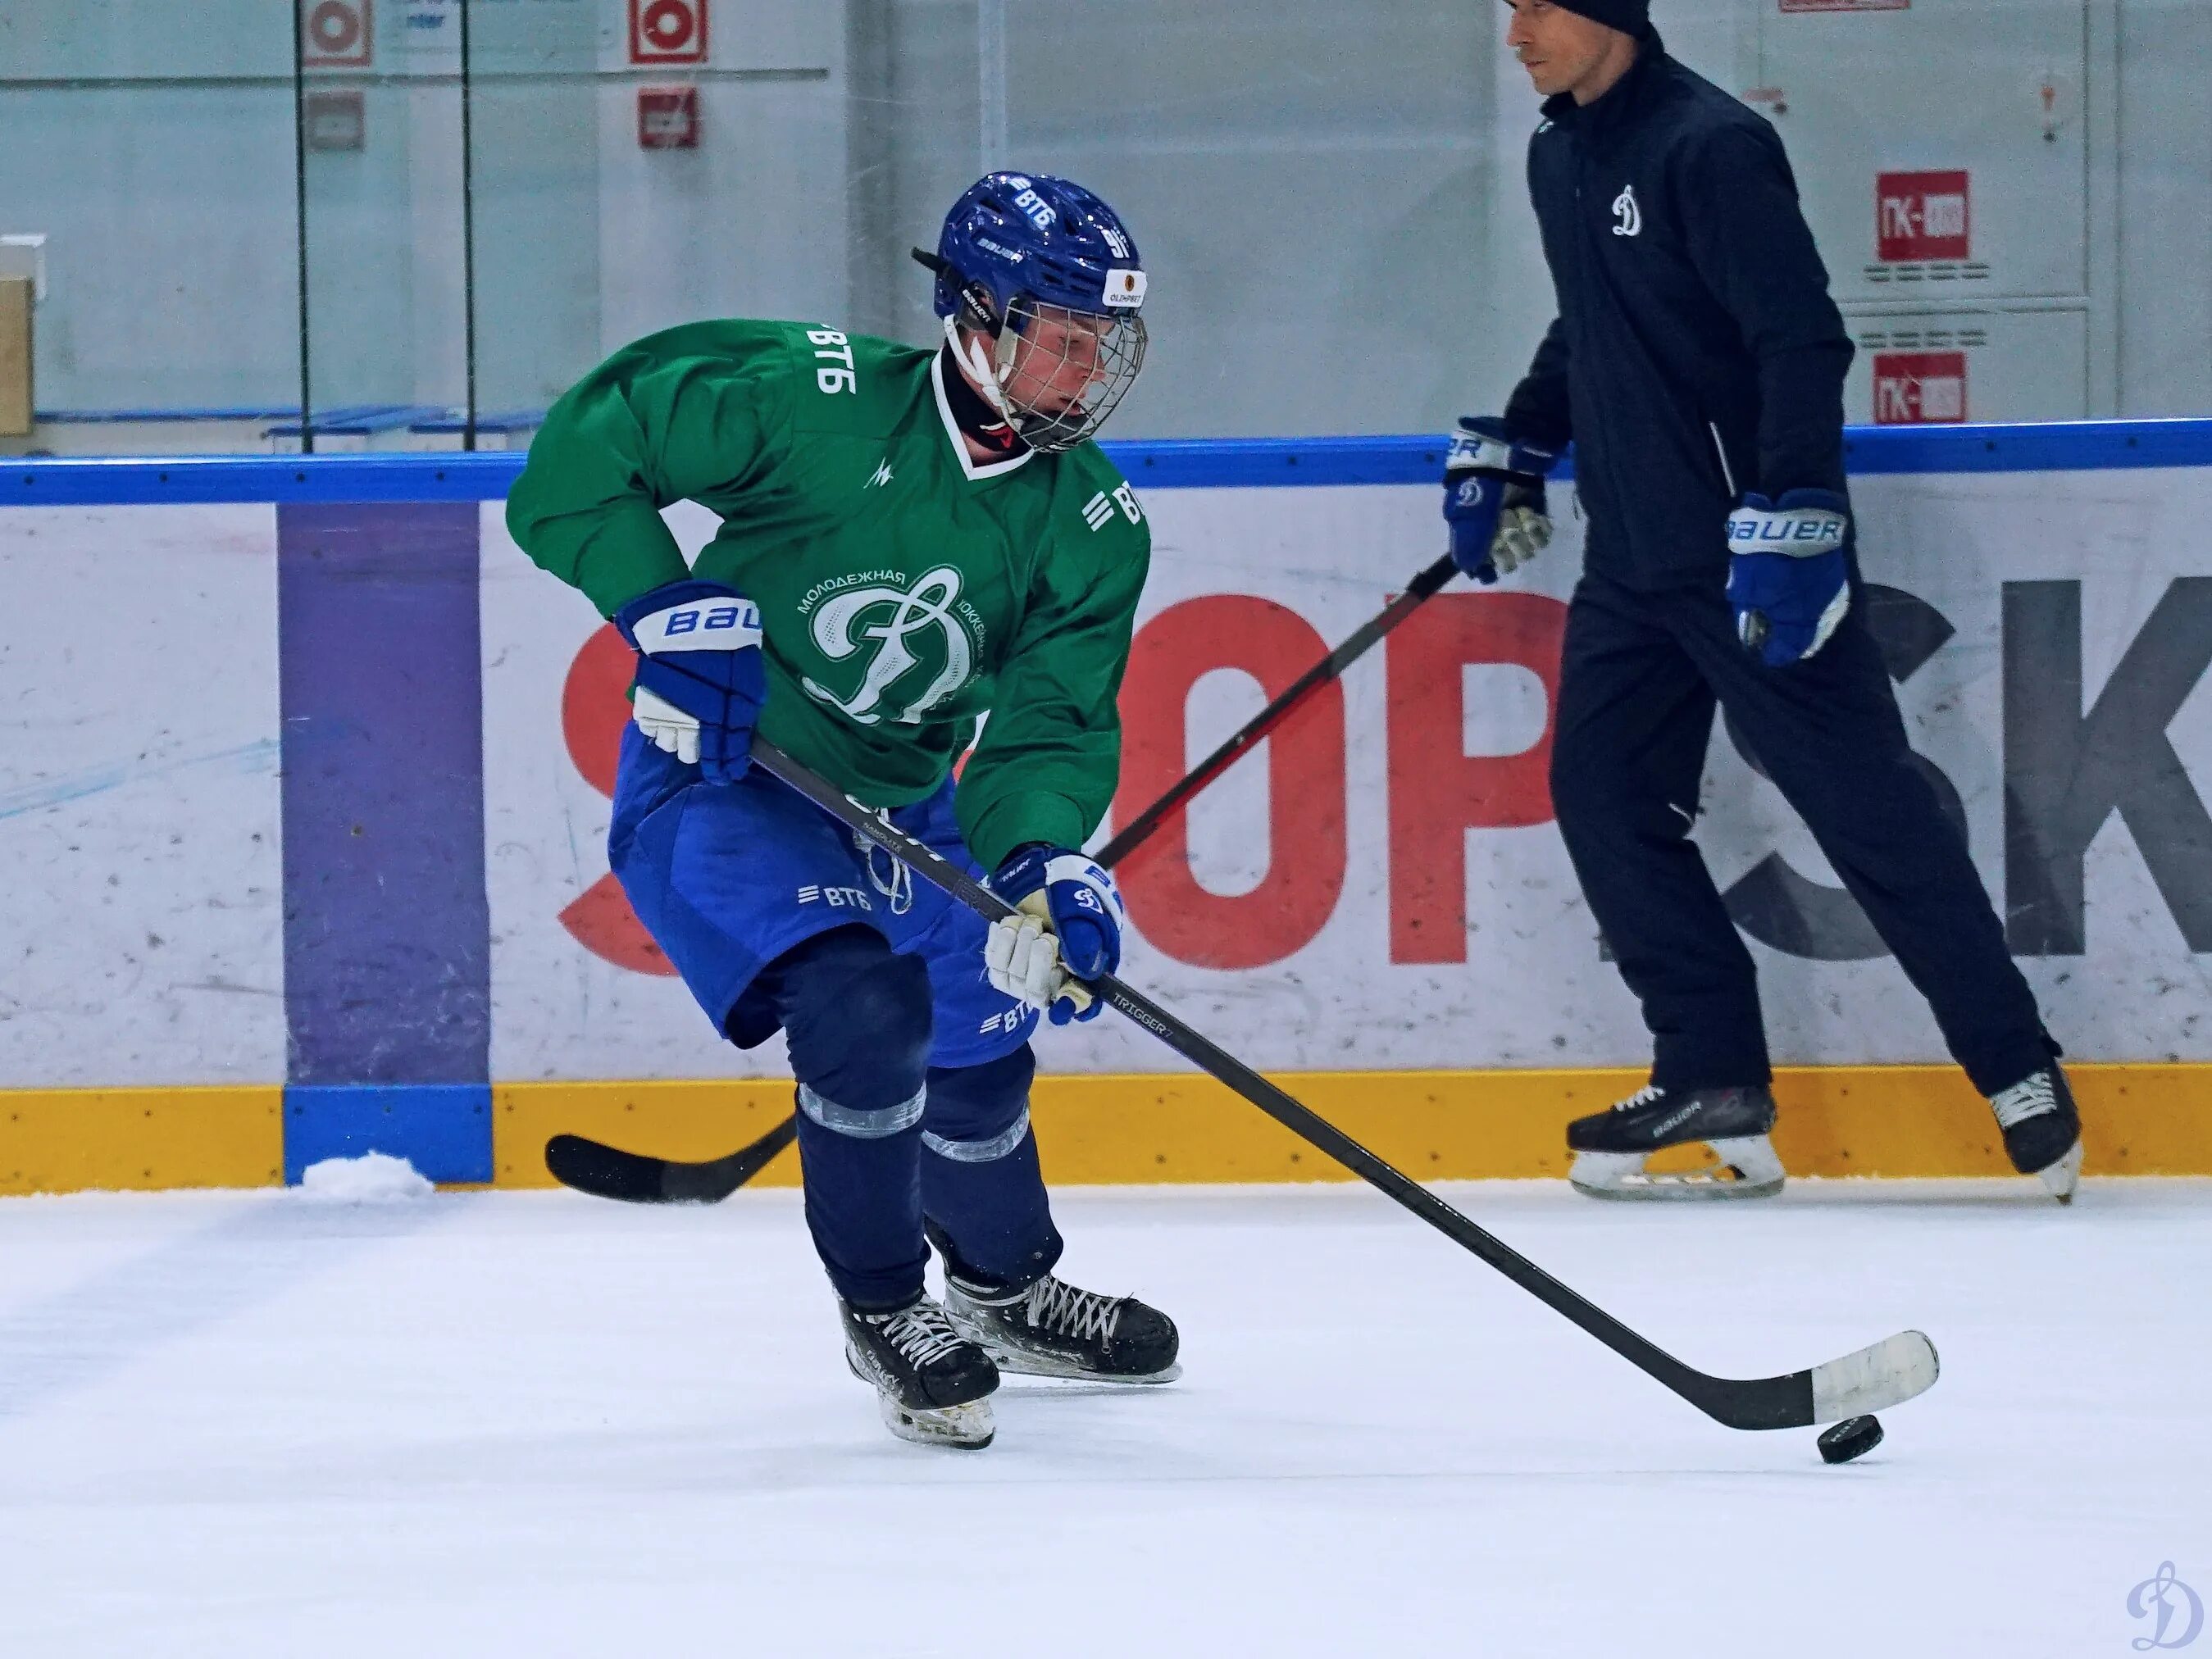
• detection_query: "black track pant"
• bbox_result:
[1548,570,2052,1098]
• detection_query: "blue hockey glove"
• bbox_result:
[1442,416,1560,584]
[612,579,766,784]
[1726,489,1851,668]
[985,846,1128,1025]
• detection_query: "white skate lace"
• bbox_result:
[1021,1277,1124,1343]
[1613,1084,1665,1112]
[855,816,915,916]
[1990,1071,2058,1129]
[875,1300,967,1370]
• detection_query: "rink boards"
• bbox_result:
[2,425,2210,1192]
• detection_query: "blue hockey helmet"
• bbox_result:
[913,171,1148,452]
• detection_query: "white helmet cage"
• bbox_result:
[918,248,1148,453]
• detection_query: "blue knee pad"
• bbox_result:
[921,1044,1063,1291]
[771,928,935,1309]
[776,926,932,1122]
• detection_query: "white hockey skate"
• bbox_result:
[1566,1083,1786,1201]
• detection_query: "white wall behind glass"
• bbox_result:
[0,0,2207,433]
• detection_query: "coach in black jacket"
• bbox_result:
[1441,0,2082,1201]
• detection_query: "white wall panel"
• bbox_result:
[0,506,285,1084]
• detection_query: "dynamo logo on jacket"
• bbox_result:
[1612,184,1641,237]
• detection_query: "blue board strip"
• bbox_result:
[278,502,492,1184]
[7,418,2212,503]
[283,1084,494,1184]
[6,455,526,504]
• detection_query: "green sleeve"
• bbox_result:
[956,512,1152,870]
[505,321,798,617]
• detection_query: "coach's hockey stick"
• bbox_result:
[546,552,1463,1205]
[740,738,1939,1431]
[1093,548,1457,865]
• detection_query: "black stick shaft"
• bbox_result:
[458,0,480,452]
[1095,552,1458,868]
[289,0,314,455]
[749,737,1740,1421]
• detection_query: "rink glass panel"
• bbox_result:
[2,0,2210,453]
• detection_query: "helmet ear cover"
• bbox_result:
[911,247,1004,339]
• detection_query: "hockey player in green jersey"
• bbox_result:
[507,173,1178,1449]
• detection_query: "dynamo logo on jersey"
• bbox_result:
[800,566,976,726]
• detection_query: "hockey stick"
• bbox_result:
[1094,549,1457,865]
[736,738,1938,1431]
[544,1114,795,1205]
[545,552,1461,1206]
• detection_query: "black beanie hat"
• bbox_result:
[1547,0,1650,36]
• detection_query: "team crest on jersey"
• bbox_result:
[799,566,987,725]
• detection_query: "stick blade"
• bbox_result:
[544,1134,687,1203]
[1809,1329,1940,1423]
[542,1116,799,1206]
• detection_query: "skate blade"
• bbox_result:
[1569,1137,1786,1202]
[972,1343,1182,1386]
[880,1392,995,1449]
[2037,1139,2084,1204]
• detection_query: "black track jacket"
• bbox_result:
[1504,32,1855,589]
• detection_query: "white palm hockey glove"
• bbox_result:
[612,579,765,784]
[1442,416,1561,584]
[984,847,1125,1024]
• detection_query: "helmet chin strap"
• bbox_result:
[943,316,1024,425]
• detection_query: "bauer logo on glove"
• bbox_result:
[1724,489,1852,669]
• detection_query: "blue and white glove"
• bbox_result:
[985,846,1128,1025]
[1442,416,1561,584]
[1726,489,1851,668]
[612,579,766,784]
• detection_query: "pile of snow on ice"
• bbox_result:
[298,1152,435,1203]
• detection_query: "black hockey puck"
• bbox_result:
[1817,1415,1884,1465]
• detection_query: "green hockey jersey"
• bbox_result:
[507,319,1153,869]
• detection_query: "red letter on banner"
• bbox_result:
[1386,593,1567,964]
[558,624,676,975]
[1114,596,1346,969]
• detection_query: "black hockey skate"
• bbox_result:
[840,1293,999,1449]
[1987,1064,2083,1203]
[1566,1083,1786,1201]
[944,1271,1181,1384]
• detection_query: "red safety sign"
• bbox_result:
[630,0,708,65]
[637,87,701,149]
[1877,170,1970,263]
[301,0,373,68]
[1873,352,1968,425]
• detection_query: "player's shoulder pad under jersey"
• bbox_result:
[780,322,932,440]
[1054,443,1150,557]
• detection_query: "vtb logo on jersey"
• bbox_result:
[801,566,979,726]
[1612,184,1642,238]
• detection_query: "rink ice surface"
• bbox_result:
[2,1177,2207,1658]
